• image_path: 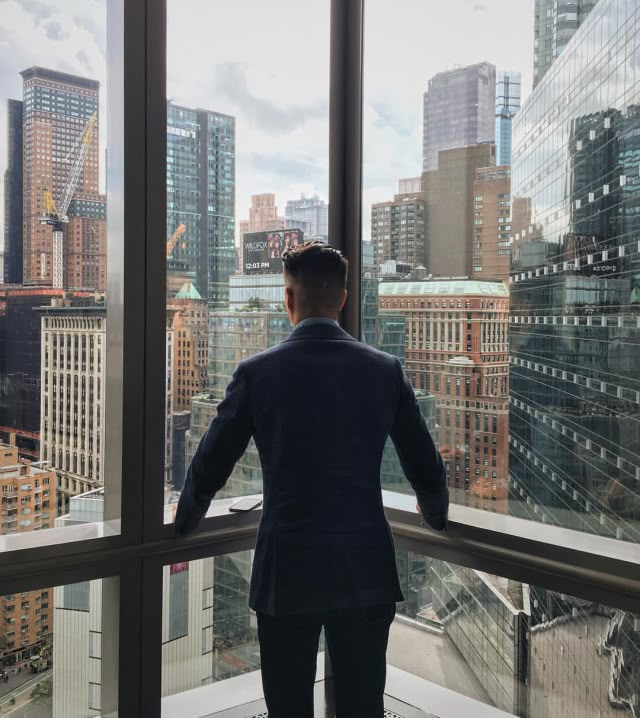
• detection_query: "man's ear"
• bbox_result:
[285,286,294,311]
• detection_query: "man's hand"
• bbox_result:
[416,502,448,531]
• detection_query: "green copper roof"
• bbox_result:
[379,279,509,296]
[175,282,202,300]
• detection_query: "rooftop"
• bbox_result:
[175,282,203,300]
[20,66,100,90]
[379,280,509,297]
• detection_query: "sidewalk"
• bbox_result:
[0,669,51,700]
[0,670,52,717]
[0,670,40,701]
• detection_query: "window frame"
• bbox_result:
[1,2,639,717]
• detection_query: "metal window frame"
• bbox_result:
[0,2,639,718]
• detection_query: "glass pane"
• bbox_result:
[0,577,117,718]
[387,550,640,718]
[165,1,330,516]
[363,0,640,543]
[161,553,327,713]
[162,553,260,694]
[0,1,121,536]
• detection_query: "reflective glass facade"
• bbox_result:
[495,71,521,167]
[511,0,640,541]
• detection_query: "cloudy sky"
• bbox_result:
[0,0,534,251]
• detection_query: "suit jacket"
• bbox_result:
[175,321,448,616]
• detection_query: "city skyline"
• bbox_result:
[0,0,535,249]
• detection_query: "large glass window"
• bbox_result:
[165,0,330,514]
[362,0,640,545]
[0,578,117,718]
[0,0,123,536]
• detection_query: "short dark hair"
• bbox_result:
[282,241,348,312]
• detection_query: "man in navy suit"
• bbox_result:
[175,241,448,718]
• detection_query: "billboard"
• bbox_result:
[243,229,304,274]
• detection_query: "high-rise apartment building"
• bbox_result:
[472,166,512,281]
[533,0,598,87]
[167,102,236,307]
[511,0,640,541]
[38,297,106,512]
[371,184,426,270]
[169,282,208,413]
[4,99,23,285]
[284,193,329,238]
[19,67,106,291]
[379,279,510,512]
[422,143,496,276]
[423,62,496,172]
[0,439,54,663]
[495,71,521,166]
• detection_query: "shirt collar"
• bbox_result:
[294,317,340,330]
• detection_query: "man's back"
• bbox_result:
[177,321,448,616]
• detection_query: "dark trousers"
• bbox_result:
[257,603,396,718]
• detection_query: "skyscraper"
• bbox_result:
[422,143,496,276]
[284,193,329,238]
[495,71,521,166]
[20,67,106,291]
[4,99,23,285]
[511,0,640,541]
[167,102,236,307]
[423,62,496,172]
[533,0,598,87]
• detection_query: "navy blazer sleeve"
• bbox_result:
[175,363,254,535]
[389,359,449,530]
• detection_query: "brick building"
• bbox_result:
[379,279,510,512]
[422,143,496,277]
[0,440,54,662]
[472,166,512,281]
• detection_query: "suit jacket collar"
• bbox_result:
[284,321,357,342]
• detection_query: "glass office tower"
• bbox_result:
[167,102,236,307]
[510,0,640,542]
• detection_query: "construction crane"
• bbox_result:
[167,223,186,258]
[39,111,97,289]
